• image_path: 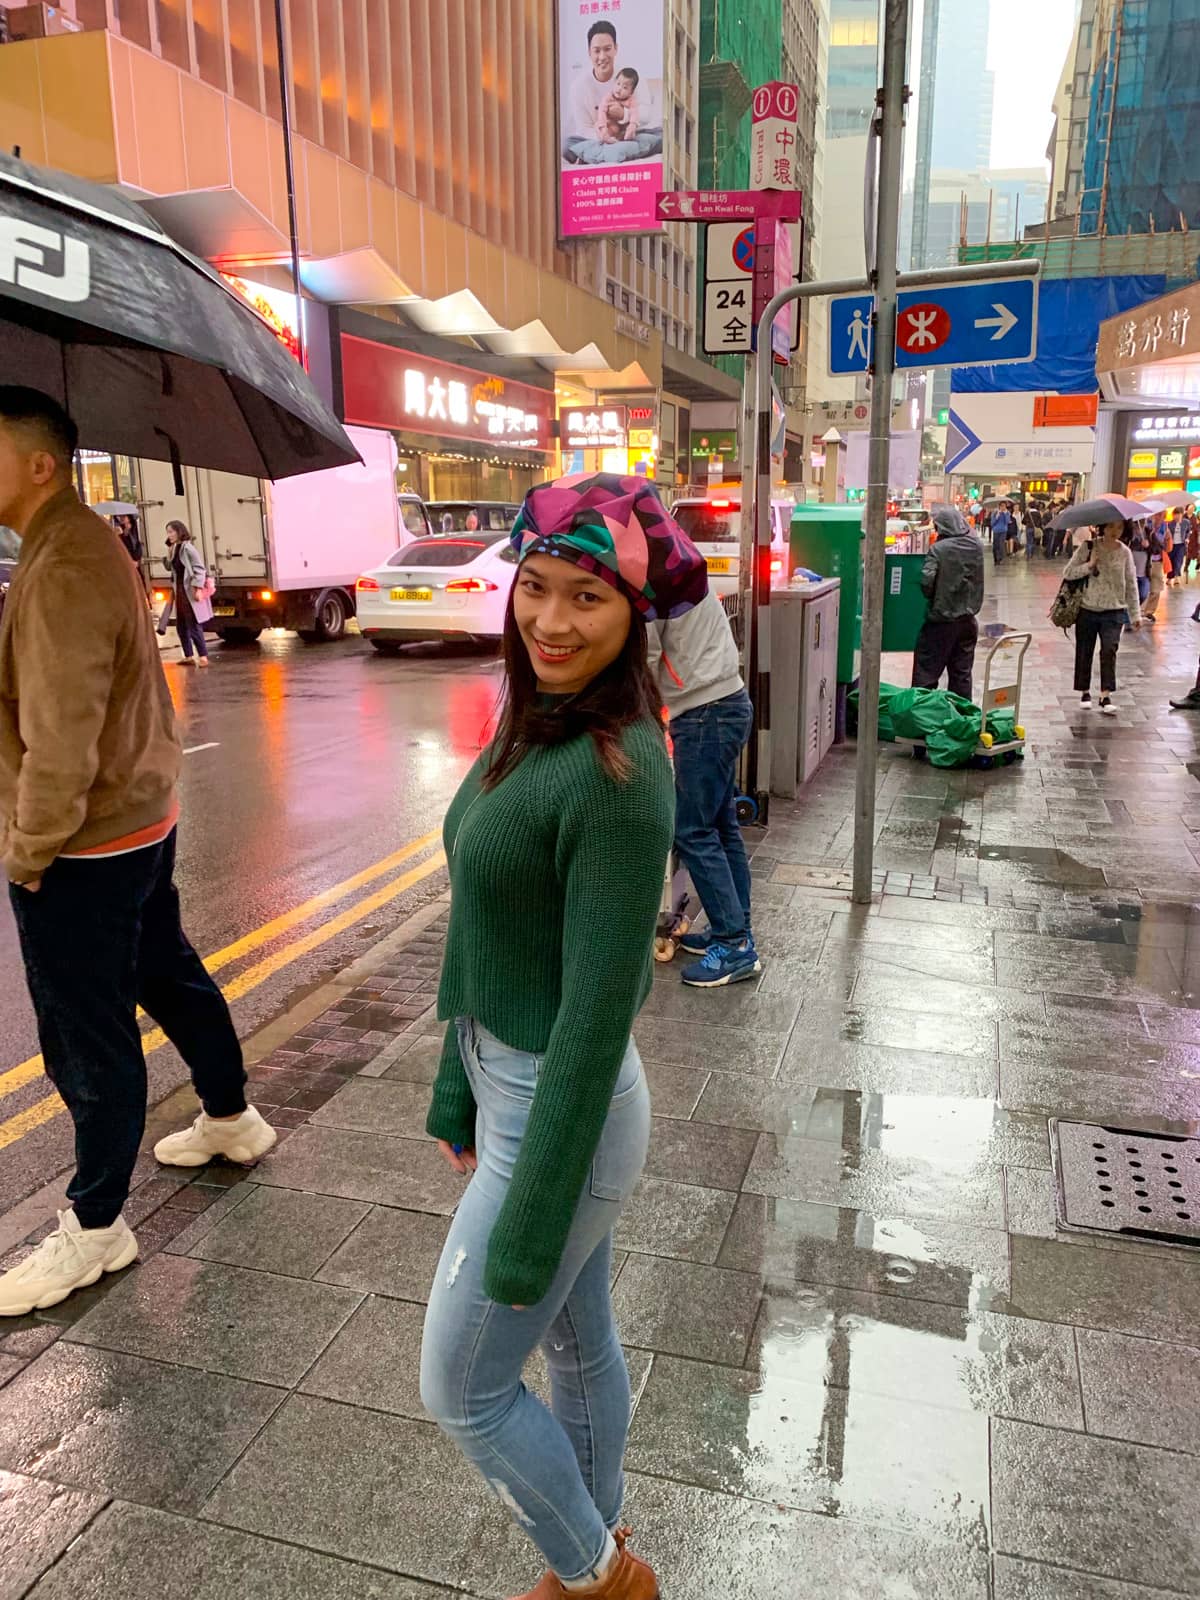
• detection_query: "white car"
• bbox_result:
[356,531,517,652]
[670,494,792,600]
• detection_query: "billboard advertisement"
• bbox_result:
[557,0,665,238]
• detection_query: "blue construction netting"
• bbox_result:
[951,274,1167,394]
[1080,0,1200,236]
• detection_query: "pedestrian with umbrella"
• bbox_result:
[1053,496,1143,715]
[0,153,357,1318]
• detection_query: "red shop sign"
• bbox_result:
[341,335,552,453]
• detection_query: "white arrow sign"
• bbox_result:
[974,303,1018,342]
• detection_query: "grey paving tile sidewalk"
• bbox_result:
[4,561,1200,1598]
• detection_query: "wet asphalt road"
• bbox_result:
[0,632,500,1215]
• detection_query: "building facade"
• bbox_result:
[804,0,875,419]
[1078,0,1200,237]
[927,0,993,174]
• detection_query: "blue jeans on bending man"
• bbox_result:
[649,589,760,989]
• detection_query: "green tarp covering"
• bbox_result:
[852,684,1016,768]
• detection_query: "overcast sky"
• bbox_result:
[987,0,1078,169]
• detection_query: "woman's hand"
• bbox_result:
[435,1139,477,1176]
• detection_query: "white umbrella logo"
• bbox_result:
[0,220,89,304]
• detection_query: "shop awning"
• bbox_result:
[662,346,742,405]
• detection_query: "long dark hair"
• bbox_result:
[483,588,662,790]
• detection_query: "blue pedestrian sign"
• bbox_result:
[829,277,1038,375]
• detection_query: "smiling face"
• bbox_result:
[588,29,616,80]
[513,551,632,695]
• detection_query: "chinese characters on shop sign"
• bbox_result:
[1115,306,1192,362]
[563,408,628,449]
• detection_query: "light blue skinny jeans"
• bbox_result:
[420,1018,650,1583]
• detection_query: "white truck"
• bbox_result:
[139,425,429,643]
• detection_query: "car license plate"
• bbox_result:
[213,605,236,616]
[390,587,433,602]
[706,556,732,575]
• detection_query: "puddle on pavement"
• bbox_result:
[764,1086,1013,1169]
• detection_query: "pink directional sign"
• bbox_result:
[655,189,802,223]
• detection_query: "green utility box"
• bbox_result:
[881,553,928,652]
[789,505,863,683]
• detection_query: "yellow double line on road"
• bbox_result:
[0,829,447,1151]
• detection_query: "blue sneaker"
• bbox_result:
[681,937,762,988]
[677,928,714,956]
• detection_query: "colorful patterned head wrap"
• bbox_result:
[509,472,708,621]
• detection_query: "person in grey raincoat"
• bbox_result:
[912,505,985,701]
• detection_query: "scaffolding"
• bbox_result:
[957,228,1195,284]
[1078,0,1200,237]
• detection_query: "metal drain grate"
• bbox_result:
[1053,1120,1200,1244]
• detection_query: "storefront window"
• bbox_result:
[74,451,138,508]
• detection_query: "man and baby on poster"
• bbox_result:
[562,15,665,167]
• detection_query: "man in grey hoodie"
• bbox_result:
[912,505,985,700]
[648,589,759,990]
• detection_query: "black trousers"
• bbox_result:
[174,586,209,660]
[913,614,979,701]
[1073,608,1125,695]
[9,828,246,1228]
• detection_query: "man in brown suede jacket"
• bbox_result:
[0,388,276,1318]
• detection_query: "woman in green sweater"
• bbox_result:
[421,475,706,1600]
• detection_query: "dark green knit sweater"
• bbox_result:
[426,718,673,1306]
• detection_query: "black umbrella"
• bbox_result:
[0,152,358,481]
[1050,493,1148,531]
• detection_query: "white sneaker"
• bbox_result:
[153,1105,277,1167]
[0,1211,138,1317]
[1080,694,1092,709]
[1099,698,1117,716]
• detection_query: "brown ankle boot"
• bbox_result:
[510,1528,658,1600]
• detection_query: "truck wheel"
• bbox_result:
[216,627,262,646]
[300,590,348,643]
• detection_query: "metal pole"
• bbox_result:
[852,0,909,906]
[738,349,757,643]
[753,323,774,817]
[273,0,306,366]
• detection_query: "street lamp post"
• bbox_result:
[272,0,306,367]
[852,0,909,905]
